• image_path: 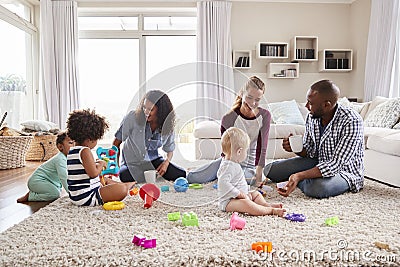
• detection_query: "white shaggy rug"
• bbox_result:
[1,179,399,267]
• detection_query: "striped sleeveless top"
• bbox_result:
[67,146,103,206]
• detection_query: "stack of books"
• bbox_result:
[235,57,250,68]
[260,44,286,57]
[296,49,315,59]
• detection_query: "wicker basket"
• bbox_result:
[26,134,58,161]
[0,135,34,169]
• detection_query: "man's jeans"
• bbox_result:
[264,157,350,198]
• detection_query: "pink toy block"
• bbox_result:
[230,212,246,230]
[132,235,146,246]
[132,235,157,249]
[142,239,156,249]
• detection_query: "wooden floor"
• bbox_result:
[0,161,51,233]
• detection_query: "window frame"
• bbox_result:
[0,1,39,119]
[77,8,196,99]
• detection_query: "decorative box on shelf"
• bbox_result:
[256,42,288,59]
[290,36,318,62]
[232,50,252,69]
[319,49,353,72]
[267,63,299,79]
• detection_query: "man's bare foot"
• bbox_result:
[272,208,286,217]
[17,192,29,203]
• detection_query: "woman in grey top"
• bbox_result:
[113,90,186,183]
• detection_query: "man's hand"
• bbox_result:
[277,174,299,197]
[282,133,293,152]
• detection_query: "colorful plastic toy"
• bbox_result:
[167,212,181,221]
[132,235,156,249]
[132,235,146,246]
[139,184,160,209]
[96,146,120,185]
[189,183,203,189]
[182,211,199,226]
[103,201,125,210]
[284,213,306,222]
[174,177,189,192]
[161,185,170,192]
[142,239,157,249]
[251,242,272,253]
[325,216,339,226]
[230,212,246,230]
[129,187,139,196]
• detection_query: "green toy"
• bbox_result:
[325,216,339,226]
[189,183,203,189]
[182,211,199,226]
[167,212,181,221]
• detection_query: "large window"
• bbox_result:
[0,3,37,129]
[78,10,196,143]
[78,39,139,141]
[145,35,196,137]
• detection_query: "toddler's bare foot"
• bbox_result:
[272,208,286,217]
[269,203,283,208]
[17,192,29,203]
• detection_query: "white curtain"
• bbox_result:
[364,0,400,101]
[197,1,235,121]
[40,0,80,129]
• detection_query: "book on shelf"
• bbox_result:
[242,57,249,67]
[296,48,315,59]
[235,57,243,67]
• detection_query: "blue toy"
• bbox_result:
[213,184,218,189]
[284,213,306,222]
[96,146,120,177]
[174,177,189,192]
[161,185,170,192]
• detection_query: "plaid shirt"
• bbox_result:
[303,104,364,192]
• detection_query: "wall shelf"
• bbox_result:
[233,50,252,69]
[256,42,288,59]
[267,63,299,79]
[290,36,318,62]
[319,49,353,72]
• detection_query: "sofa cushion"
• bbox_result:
[364,98,400,128]
[366,132,400,157]
[269,124,306,139]
[297,103,309,120]
[20,120,58,131]
[268,100,305,125]
[393,121,400,129]
[193,120,220,139]
[363,96,389,120]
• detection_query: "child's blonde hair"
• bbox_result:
[221,127,250,155]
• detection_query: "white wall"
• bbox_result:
[349,0,371,101]
[231,0,370,103]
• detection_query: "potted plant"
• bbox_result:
[0,74,26,93]
[0,74,27,129]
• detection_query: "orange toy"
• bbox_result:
[129,187,139,196]
[251,242,272,253]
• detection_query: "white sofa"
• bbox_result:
[193,97,400,187]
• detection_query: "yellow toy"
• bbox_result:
[103,201,125,210]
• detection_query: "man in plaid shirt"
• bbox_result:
[264,80,364,198]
